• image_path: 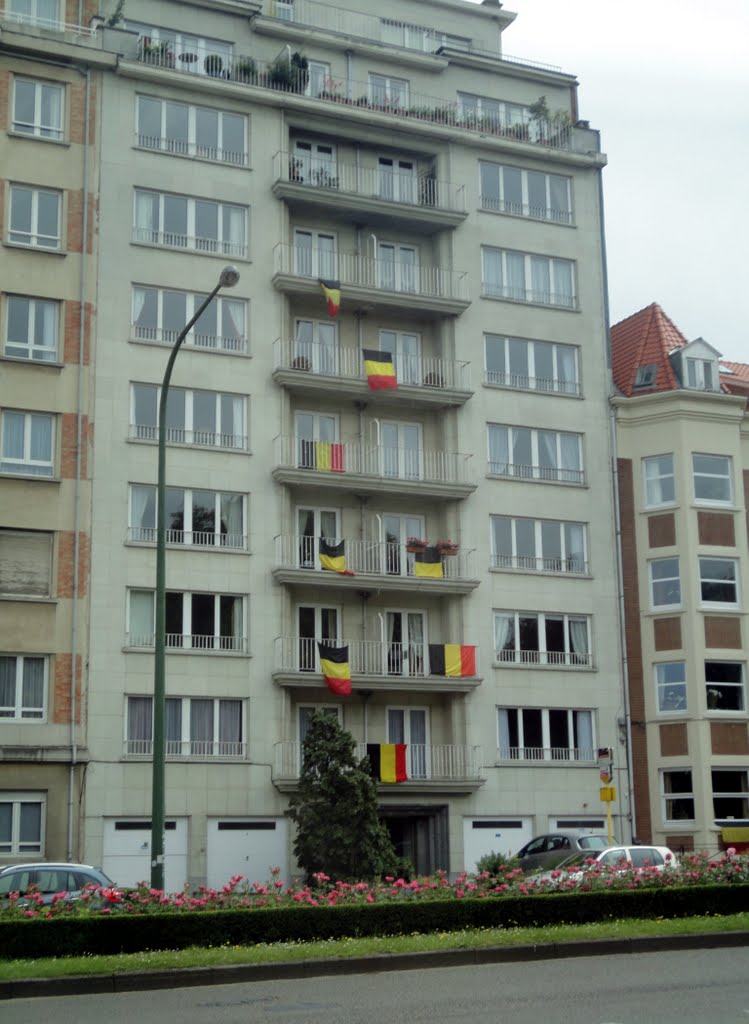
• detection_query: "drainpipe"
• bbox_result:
[345,49,353,102]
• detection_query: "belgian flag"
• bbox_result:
[429,644,476,677]
[319,537,354,576]
[319,279,341,317]
[366,743,408,783]
[413,545,444,579]
[362,349,397,390]
[317,642,351,695]
[315,440,345,472]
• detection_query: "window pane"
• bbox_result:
[138,96,162,144]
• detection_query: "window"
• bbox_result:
[5,296,59,361]
[368,73,409,108]
[484,334,579,395]
[129,484,246,548]
[494,611,591,667]
[127,589,246,652]
[9,185,61,249]
[712,769,749,819]
[692,453,732,505]
[275,0,294,21]
[633,364,657,389]
[491,516,587,574]
[0,655,47,719]
[126,696,244,757]
[293,320,338,375]
[487,424,583,483]
[12,78,63,139]
[699,557,738,606]
[130,383,247,449]
[661,770,694,822]
[388,706,429,778]
[643,454,675,507]
[656,662,687,713]
[649,558,681,609]
[7,0,60,29]
[0,793,44,856]
[293,228,337,279]
[686,357,716,391]
[132,287,247,353]
[292,140,337,186]
[0,411,54,476]
[0,530,52,597]
[482,247,576,308]
[136,96,247,165]
[377,242,418,293]
[479,162,572,223]
[706,662,745,712]
[305,61,331,99]
[133,189,247,258]
[498,707,595,761]
[378,157,417,205]
[381,19,471,53]
[458,93,529,133]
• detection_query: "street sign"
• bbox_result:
[600,786,617,802]
[597,746,613,768]
[599,769,611,783]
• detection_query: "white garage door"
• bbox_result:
[463,817,533,871]
[207,818,289,889]
[102,818,188,893]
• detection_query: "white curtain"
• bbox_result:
[132,287,147,327]
[498,709,511,756]
[22,657,44,712]
[482,249,501,294]
[0,657,15,710]
[494,614,512,655]
[407,614,424,676]
[3,412,26,459]
[219,700,242,753]
[488,425,508,474]
[553,259,574,307]
[569,618,589,658]
[557,344,576,393]
[222,299,245,347]
[220,494,243,547]
[575,710,593,758]
[223,205,245,257]
[166,698,182,754]
[560,432,580,481]
[506,252,525,299]
[387,708,405,744]
[531,256,550,304]
[130,485,153,534]
[129,590,154,645]
[135,191,156,241]
[39,300,57,355]
[539,430,557,477]
[190,699,213,755]
[127,696,152,750]
[29,414,52,471]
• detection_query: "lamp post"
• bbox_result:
[150,265,240,890]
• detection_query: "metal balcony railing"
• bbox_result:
[274,740,483,781]
[275,636,478,677]
[275,436,475,487]
[2,9,96,36]
[126,739,246,758]
[128,526,247,550]
[491,553,588,575]
[132,227,247,260]
[274,339,470,390]
[135,132,249,167]
[488,461,585,485]
[495,649,592,668]
[485,369,580,397]
[497,746,597,762]
[481,282,576,309]
[133,323,248,354]
[126,632,248,653]
[130,424,247,450]
[275,535,477,579]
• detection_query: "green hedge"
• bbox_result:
[2,884,748,960]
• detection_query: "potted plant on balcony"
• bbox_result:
[233,56,257,83]
[204,53,225,78]
[436,540,459,556]
[312,166,339,189]
[423,371,445,388]
[291,355,311,371]
[405,537,427,554]
[268,51,309,93]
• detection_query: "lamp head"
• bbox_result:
[219,265,240,288]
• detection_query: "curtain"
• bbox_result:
[553,260,574,307]
[482,249,501,294]
[129,590,154,645]
[223,205,245,257]
[378,244,396,291]
[494,614,513,656]
[0,657,15,711]
[39,299,57,356]
[130,484,153,537]
[566,524,585,571]
[22,658,44,713]
[318,322,337,375]
[131,288,147,333]
[190,699,213,755]
[220,493,243,547]
[222,299,245,348]
[166,698,182,754]
[488,425,508,474]
[530,256,550,304]
[407,614,424,676]
[29,414,52,473]
[219,700,242,754]
[560,432,580,481]
[387,708,405,744]
[574,710,593,759]
[127,696,152,752]
[557,344,576,393]
[498,709,511,756]
[505,252,525,300]
[410,710,427,778]
[135,191,156,240]
[569,619,589,660]
[539,430,557,478]
[2,411,25,459]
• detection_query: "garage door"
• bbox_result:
[463,817,533,871]
[102,818,188,892]
[207,818,289,889]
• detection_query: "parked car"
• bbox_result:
[0,862,114,905]
[532,844,677,883]
[515,830,611,873]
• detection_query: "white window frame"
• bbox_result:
[305,61,332,99]
[0,792,45,856]
[12,77,64,140]
[660,769,695,824]
[490,515,587,574]
[296,603,342,672]
[712,768,749,820]
[8,0,61,30]
[128,484,247,549]
[380,419,423,481]
[368,73,409,108]
[378,329,421,385]
[131,286,247,353]
[655,662,687,714]
[493,610,591,667]
[0,410,55,477]
[386,705,430,778]
[692,453,733,506]
[296,505,341,569]
[699,557,739,608]
[292,227,337,279]
[648,557,682,610]
[686,356,716,391]
[135,95,248,165]
[384,608,427,678]
[378,156,417,205]
[126,588,246,652]
[8,184,61,249]
[458,93,530,132]
[643,454,676,508]
[292,140,337,185]
[0,654,48,721]
[133,189,247,259]
[487,423,584,484]
[479,161,572,223]
[705,661,746,713]
[497,707,595,762]
[126,695,245,757]
[4,295,59,362]
[481,246,576,308]
[484,334,579,395]
[293,318,338,374]
[377,242,419,294]
[381,511,425,577]
[130,383,247,450]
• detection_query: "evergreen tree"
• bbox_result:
[288,711,399,881]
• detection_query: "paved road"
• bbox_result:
[3,948,749,1023]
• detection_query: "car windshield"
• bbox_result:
[578,835,609,850]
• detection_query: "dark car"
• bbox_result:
[515,830,611,872]
[0,862,114,905]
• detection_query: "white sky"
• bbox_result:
[466,0,749,360]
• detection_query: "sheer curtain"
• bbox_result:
[190,699,213,756]
[494,614,512,657]
[29,414,53,475]
[539,430,557,479]
[557,344,577,394]
[497,709,511,757]
[222,299,245,350]
[488,425,508,474]
[553,260,574,308]
[130,485,154,540]
[127,696,152,753]
[569,619,589,663]
[560,432,581,481]
[482,248,501,296]
[39,300,57,359]
[505,252,525,300]
[574,710,593,760]
[134,191,157,242]
[223,205,245,258]
[409,709,427,778]
[129,590,154,646]
[530,256,550,304]
[219,700,242,755]
[2,412,26,463]
[407,614,424,676]
[220,493,244,548]
[166,698,182,754]
[0,657,15,712]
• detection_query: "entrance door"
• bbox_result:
[379,330,421,385]
[388,706,429,778]
[378,157,416,204]
[383,512,423,576]
[381,421,422,480]
[297,506,340,569]
[385,610,425,677]
[297,604,339,671]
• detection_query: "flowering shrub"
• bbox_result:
[2,853,749,920]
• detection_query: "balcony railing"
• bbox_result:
[275,436,475,487]
[495,649,592,668]
[135,132,249,167]
[126,632,247,653]
[497,746,596,763]
[275,637,478,677]
[133,323,248,355]
[126,739,246,758]
[132,227,247,260]
[491,554,588,575]
[485,370,580,397]
[274,244,469,304]
[274,339,470,391]
[130,424,247,450]
[488,461,585,485]
[275,535,477,579]
[128,526,247,550]
[274,740,483,781]
[275,151,465,214]
[482,283,576,309]
[2,8,96,36]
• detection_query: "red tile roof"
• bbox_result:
[610,303,687,397]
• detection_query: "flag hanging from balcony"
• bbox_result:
[429,644,476,677]
[317,642,351,695]
[366,743,408,783]
[315,440,345,472]
[413,545,444,579]
[319,537,354,576]
[319,279,341,317]
[362,349,397,390]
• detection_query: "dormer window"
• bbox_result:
[633,364,657,390]
[686,357,714,391]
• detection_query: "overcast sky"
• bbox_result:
[466,0,749,361]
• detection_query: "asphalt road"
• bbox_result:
[3,948,749,1023]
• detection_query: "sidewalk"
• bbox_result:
[2,930,748,1000]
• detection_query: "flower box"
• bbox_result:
[405,538,427,553]
[436,541,459,556]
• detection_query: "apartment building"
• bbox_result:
[612,303,749,854]
[2,0,624,884]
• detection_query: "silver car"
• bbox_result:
[0,862,114,905]
[516,830,611,872]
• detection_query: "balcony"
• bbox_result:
[125,739,247,759]
[273,741,484,793]
[273,637,481,692]
[273,535,479,594]
[273,244,469,317]
[273,436,477,499]
[488,461,585,486]
[273,340,471,407]
[129,424,248,452]
[272,152,467,233]
[125,632,248,654]
[497,746,596,764]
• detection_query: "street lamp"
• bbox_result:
[150,265,240,890]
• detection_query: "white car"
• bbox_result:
[533,844,676,883]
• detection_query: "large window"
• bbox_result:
[12,78,63,139]
[136,96,247,165]
[126,696,244,757]
[7,0,60,29]
[487,424,583,483]
[382,19,471,53]
[0,793,44,856]
[9,185,61,249]
[656,662,687,713]
[699,557,738,606]
[643,454,675,507]
[498,707,594,761]
[0,530,52,597]
[129,484,246,549]
[648,558,681,609]
[130,383,246,449]
[5,296,59,362]
[484,334,579,395]
[458,93,529,132]
[491,515,587,574]
[482,247,576,308]
[368,73,409,108]
[293,228,337,279]
[661,770,694,822]
[0,655,47,720]
[127,589,246,652]
[133,189,247,258]
[494,611,591,667]
[0,411,54,476]
[692,453,732,505]
[479,162,572,223]
[132,287,247,353]
[712,769,749,819]
[706,662,745,712]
